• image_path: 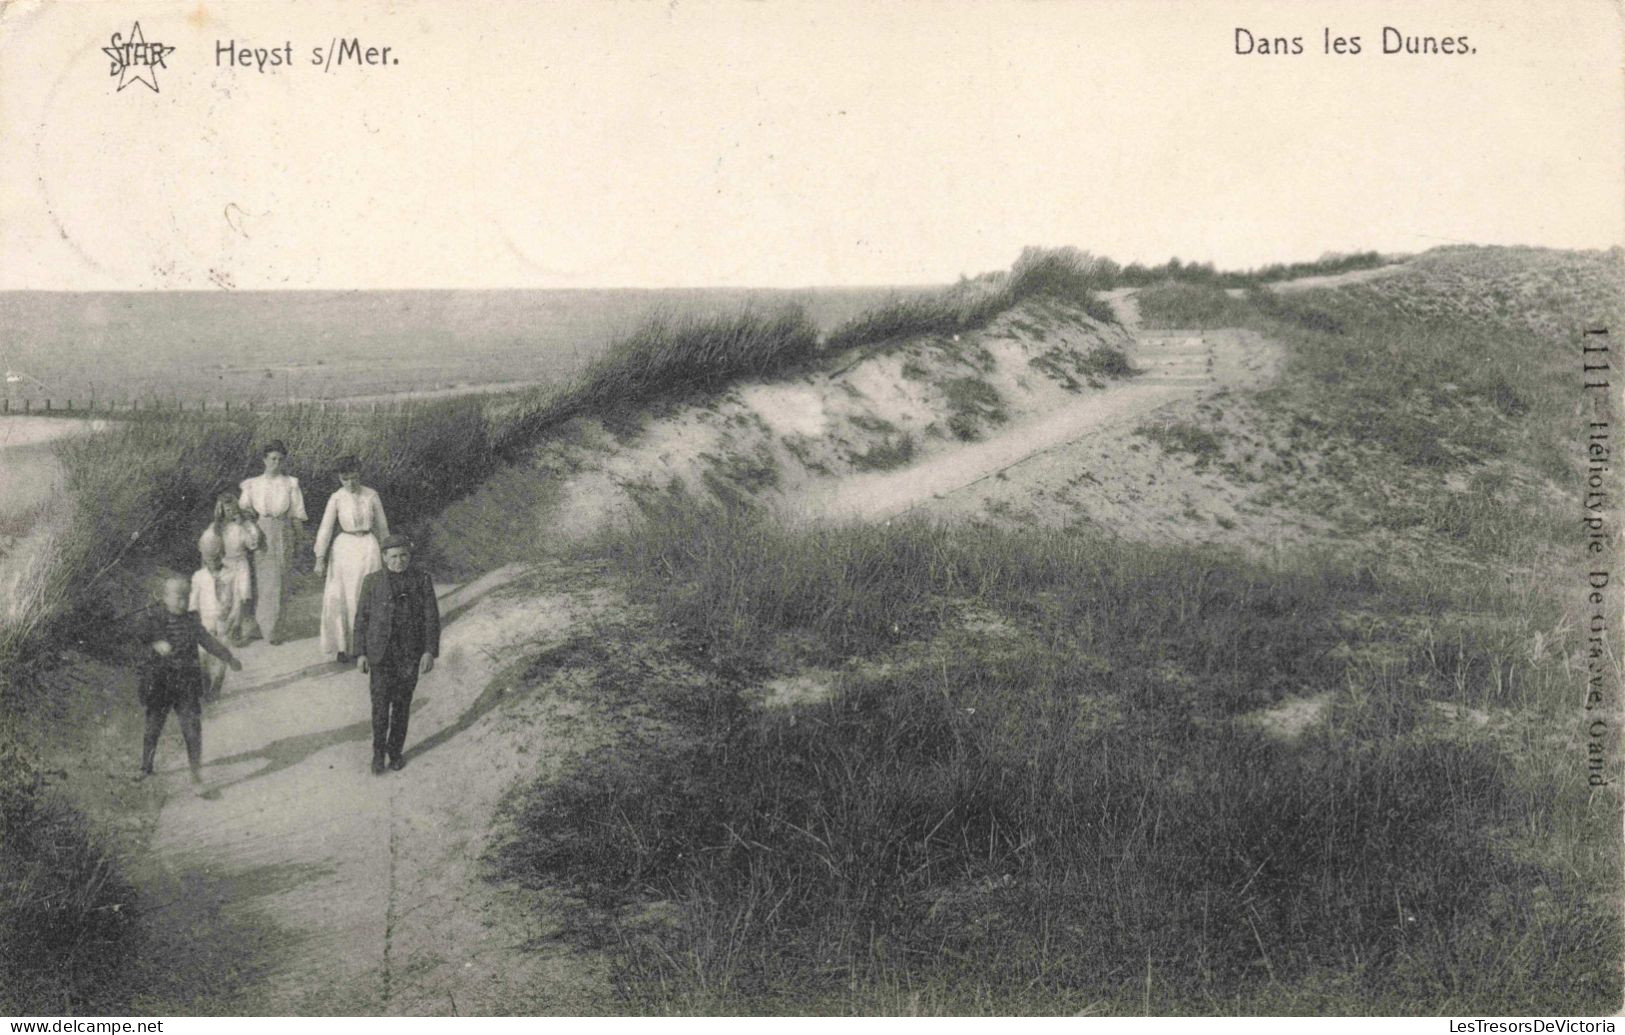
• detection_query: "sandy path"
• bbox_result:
[137,564,610,1014]
[1223,263,1407,297]
[788,292,1280,524]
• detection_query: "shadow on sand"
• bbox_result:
[196,564,544,791]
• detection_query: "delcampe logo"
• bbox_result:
[103,22,174,93]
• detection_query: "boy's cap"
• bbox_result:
[381,534,413,552]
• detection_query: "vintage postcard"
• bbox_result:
[1,0,1622,1021]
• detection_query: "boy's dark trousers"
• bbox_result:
[141,667,204,777]
[369,658,419,764]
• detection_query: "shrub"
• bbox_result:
[851,433,917,472]
[1136,421,1225,467]
[0,736,136,1013]
[1136,282,1255,327]
[941,377,1006,441]
[825,247,1119,353]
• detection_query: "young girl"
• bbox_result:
[189,539,236,698]
[199,491,261,646]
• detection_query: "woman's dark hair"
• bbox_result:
[334,454,360,475]
[262,440,289,457]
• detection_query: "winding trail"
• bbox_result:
[789,288,1281,523]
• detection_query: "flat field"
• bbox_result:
[0,286,922,405]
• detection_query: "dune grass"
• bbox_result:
[825,247,1118,351]
[489,306,819,452]
[0,738,138,1013]
[1114,250,1391,290]
[493,496,1618,1014]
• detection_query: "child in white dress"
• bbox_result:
[189,539,237,698]
[199,492,261,646]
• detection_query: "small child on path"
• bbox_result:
[138,575,241,789]
[190,538,236,698]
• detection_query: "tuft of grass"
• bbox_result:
[1077,344,1138,379]
[1030,344,1140,389]
[1136,421,1226,468]
[850,433,917,472]
[1136,282,1256,328]
[941,377,1006,441]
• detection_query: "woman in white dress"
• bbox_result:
[313,456,389,663]
[239,440,308,646]
[198,491,261,646]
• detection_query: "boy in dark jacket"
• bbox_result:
[353,534,440,775]
[138,575,241,788]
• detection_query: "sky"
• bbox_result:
[1,0,1621,289]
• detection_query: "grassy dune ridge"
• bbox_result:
[824,246,1119,351]
[486,246,1625,1013]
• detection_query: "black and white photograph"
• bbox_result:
[1,0,1622,1020]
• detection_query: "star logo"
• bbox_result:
[103,22,174,93]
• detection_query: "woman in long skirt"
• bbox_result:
[198,491,261,646]
[313,455,389,663]
[239,440,307,646]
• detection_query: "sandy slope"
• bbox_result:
[782,287,1301,551]
[788,319,1278,524]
